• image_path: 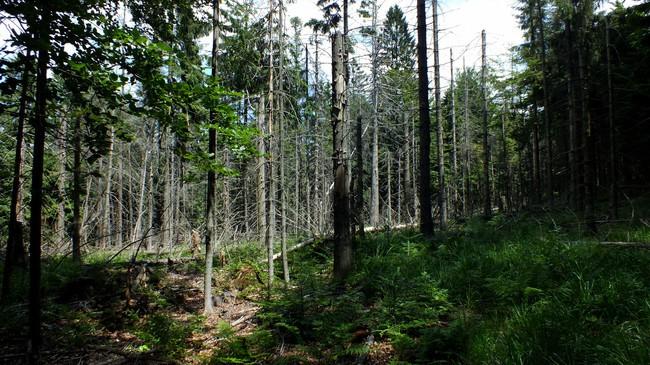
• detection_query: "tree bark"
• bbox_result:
[257,95,267,239]
[450,49,458,218]
[28,8,50,361]
[204,0,221,314]
[501,104,511,213]
[355,115,365,236]
[278,0,289,284]
[536,0,554,205]
[433,0,447,229]
[116,143,124,246]
[463,58,471,217]
[577,1,595,230]
[370,0,380,228]
[72,117,83,264]
[104,128,114,248]
[332,32,352,282]
[146,140,154,251]
[397,154,402,224]
[265,0,276,291]
[1,53,30,303]
[387,151,393,227]
[56,118,67,247]
[404,115,412,222]
[605,17,618,219]
[565,19,579,210]
[481,30,491,219]
[416,0,433,236]
[532,101,541,204]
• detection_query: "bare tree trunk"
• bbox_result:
[278,0,289,284]
[332,32,352,282]
[536,0,554,205]
[127,146,134,241]
[2,53,31,302]
[257,95,267,239]
[132,146,149,245]
[56,118,67,247]
[28,12,50,361]
[81,168,93,245]
[355,115,365,236]
[605,17,618,219]
[433,0,447,229]
[387,151,392,227]
[163,137,172,251]
[168,149,175,251]
[463,58,471,217]
[481,30,491,219]
[416,0,433,236]
[101,129,114,248]
[146,143,154,251]
[222,152,232,243]
[295,134,300,234]
[72,117,83,264]
[577,1,594,230]
[501,105,511,213]
[404,113,412,221]
[532,102,541,204]
[116,145,124,246]
[397,154,402,224]
[266,0,276,291]
[566,20,583,212]
[370,0,380,228]
[244,171,250,235]
[450,49,458,219]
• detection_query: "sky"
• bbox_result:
[285,0,526,89]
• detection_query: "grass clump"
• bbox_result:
[135,313,202,359]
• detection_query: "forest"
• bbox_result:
[1,0,650,363]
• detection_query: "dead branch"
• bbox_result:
[599,241,650,249]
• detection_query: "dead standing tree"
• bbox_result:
[331,32,352,282]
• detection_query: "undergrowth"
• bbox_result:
[2,207,650,364]
[214,211,650,364]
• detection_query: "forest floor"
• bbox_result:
[3,200,650,364]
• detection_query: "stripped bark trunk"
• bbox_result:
[332,33,352,281]
[355,115,365,236]
[450,49,458,218]
[278,0,289,284]
[433,0,447,229]
[481,30,491,218]
[370,0,380,228]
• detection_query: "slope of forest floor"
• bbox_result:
[3,202,650,364]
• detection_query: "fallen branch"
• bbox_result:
[231,313,256,327]
[260,224,417,264]
[231,307,258,316]
[599,241,650,249]
[261,238,315,263]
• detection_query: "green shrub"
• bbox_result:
[136,313,199,358]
